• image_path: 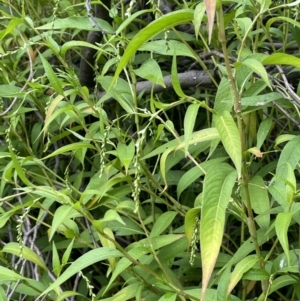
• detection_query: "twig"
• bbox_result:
[85,0,114,34]
[275,65,300,107]
[273,101,300,129]
[97,69,214,102]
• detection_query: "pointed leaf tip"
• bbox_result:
[204,0,217,43]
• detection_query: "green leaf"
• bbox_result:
[61,41,101,60]
[227,255,259,296]
[257,117,272,149]
[217,265,231,301]
[194,2,206,38]
[243,268,270,281]
[184,207,200,246]
[2,243,47,270]
[185,288,242,301]
[100,76,134,113]
[276,136,300,179]
[172,55,186,98]
[9,148,34,188]
[0,286,6,301]
[110,9,194,89]
[246,175,270,231]
[268,181,289,208]
[56,292,82,301]
[275,134,296,146]
[263,53,300,68]
[150,211,178,238]
[241,92,282,107]
[39,248,122,297]
[272,248,300,274]
[214,111,242,177]
[134,58,165,86]
[275,212,292,266]
[272,136,300,207]
[31,186,72,205]
[139,234,184,250]
[140,40,196,59]
[39,52,65,95]
[49,205,81,241]
[142,128,219,159]
[177,157,227,198]
[200,163,237,299]
[0,17,24,40]
[269,275,297,294]
[42,142,96,159]
[266,16,300,32]
[100,283,141,301]
[214,78,233,113]
[184,104,200,156]
[175,127,220,150]
[52,241,61,277]
[62,238,75,266]
[0,266,25,282]
[37,16,113,32]
[159,128,219,187]
[104,247,148,294]
[238,58,271,88]
[117,141,135,174]
[0,84,23,98]
[98,209,126,226]
[158,292,177,301]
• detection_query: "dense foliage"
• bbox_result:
[1,0,300,300]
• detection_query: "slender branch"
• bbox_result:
[97,70,214,101]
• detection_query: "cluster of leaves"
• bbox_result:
[1,0,300,300]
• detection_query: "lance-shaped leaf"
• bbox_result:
[38,248,122,297]
[214,111,242,178]
[184,103,200,156]
[275,212,293,266]
[204,0,217,43]
[109,10,194,89]
[227,255,259,296]
[200,163,237,299]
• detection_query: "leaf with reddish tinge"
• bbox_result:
[204,0,217,43]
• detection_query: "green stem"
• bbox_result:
[217,3,268,294]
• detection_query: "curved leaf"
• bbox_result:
[177,157,227,198]
[37,16,113,32]
[263,53,300,68]
[239,58,270,88]
[43,142,96,159]
[104,247,148,294]
[269,275,297,294]
[200,163,237,299]
[134,58,165,86]
[276,135,300,179]
[2,242,47,270]
[39,248,122,297]
[158,292,177,301]
[184,207,200,247]
[227,255,259,296]
[110,10,194,88]
[150,211,178,238]
[49,205,81,241]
